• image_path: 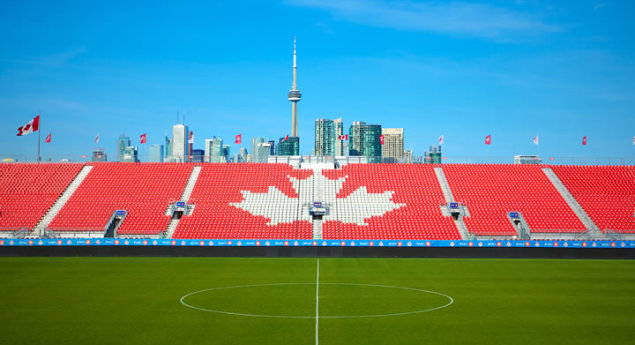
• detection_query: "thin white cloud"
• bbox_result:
[287,0,558,39]
[1,48,86,66]
[593,2,606,10]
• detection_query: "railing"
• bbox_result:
[2,154,634,165]
[0,227,33,238]
[471,229,599,240]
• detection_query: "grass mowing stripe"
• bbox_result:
[0,257,633,345]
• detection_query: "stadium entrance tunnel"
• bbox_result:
[166,201,194,219]
[172,210,184,220]
[104,210,127,238]
[508,212,531,239]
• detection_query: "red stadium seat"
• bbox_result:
[442,164,587,236]
[0,163,83,231]
[48,163,192,235]
[552,166,635,233]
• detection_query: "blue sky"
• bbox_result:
[1,0,634,162]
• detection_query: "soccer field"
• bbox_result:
[0,257,633,345]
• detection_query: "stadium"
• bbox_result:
[1,160,634,344]
[2,1,635,344]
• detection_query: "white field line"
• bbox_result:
[180,282,454,319]
[316,258,320,345]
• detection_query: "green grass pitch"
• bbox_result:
[0,257,633,345]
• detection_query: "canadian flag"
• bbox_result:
[485,135,492,145]
[16,115,40,136]
[95,134,100,144]
[140,133,146,144]
[438,135,444,145]
[533,135,539,145]
[582,136,587,146]
[45,133,51,143]
[284,135,289,141]
[379,135,385,145]
[188,132,194,144]
[338,134,349,141]
[235,134,242,144]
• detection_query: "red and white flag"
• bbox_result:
[235,134,242,144]
[439,135,444,145]
[16,115,40,136]
[45,133,51,143]
[188,132,194,144]
[633,136,635,145]
[284,135,289,141]
[95,134,100,144]
[140,133,146,144]
[379,135,385,145]
[338,134,349,141]
[485,135,492,145]
[533,135,539,145]
[582,136,587,146]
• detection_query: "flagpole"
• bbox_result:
[37,125,41,163]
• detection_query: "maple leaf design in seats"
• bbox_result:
[230,172,405,226]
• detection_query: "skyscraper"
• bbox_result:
[288,37,301,138]
[116,135,131,162]
[172,124,188,162]
[149,144,164,163]
[121,146,138,162]
[188,131,194,162]
[334,118,344,156]
[165,136,172,159]
[205,137,223,163]
[349,121,382,163]
[381,128,404,162]
[277,136,300,156]
[92,150,107,162]
[315,119,336,156]
[239,147,248,162]
[191,149,204,163]
[255,142,273,162]
[251,137,266,162]
[223,145,230,162]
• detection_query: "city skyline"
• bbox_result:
[1,1,634,162]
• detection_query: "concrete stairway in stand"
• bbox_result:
[34,165,94,234]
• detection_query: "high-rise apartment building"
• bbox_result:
[92,150,107,162]
[165,136,172,159]
[149,144,164,163]
[277,136,300,156]
[381,128,404,162]
[267,140,276,155]
[222,145,230,162]
[315,119,336,156]
[239,147,248,162]
[334,118,344,156]
[116,135,131,162]
[349,122,382,162]
[121,146,138,163]
[205,137,224,163]
[191,149,204,163]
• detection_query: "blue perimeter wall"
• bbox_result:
[1,238,634,249]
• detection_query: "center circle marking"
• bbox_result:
[180,283,454,318]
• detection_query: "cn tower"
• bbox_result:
[288,37,301,137]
